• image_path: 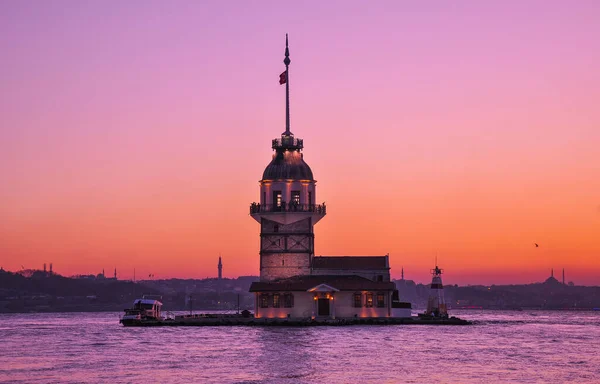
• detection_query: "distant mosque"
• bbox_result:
[248,36,409,319]
[544,268,571,286]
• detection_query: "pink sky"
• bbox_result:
[0,1,599,285]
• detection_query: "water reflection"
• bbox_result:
[0,311,599,383]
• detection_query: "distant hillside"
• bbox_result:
[0,270,258,313]
[395,278,600,310]
[0,270,158,313]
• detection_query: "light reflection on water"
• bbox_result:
[1,311,599,383]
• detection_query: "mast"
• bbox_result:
[284,33,291,135]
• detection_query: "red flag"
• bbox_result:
[279,71,287,85]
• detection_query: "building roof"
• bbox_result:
[249,275,396,292]
[262,150,314,181]
[312,256,388,270]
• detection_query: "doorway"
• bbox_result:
[317,298,330,316]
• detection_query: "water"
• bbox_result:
[1,311,599,383]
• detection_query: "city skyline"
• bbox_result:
[1,1,599,285]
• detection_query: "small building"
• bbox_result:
[248,36,407,320]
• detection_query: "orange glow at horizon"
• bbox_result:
[0,2,599,285]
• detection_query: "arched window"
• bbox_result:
[376,292,385,307]
[353,293,362,308]
[260,294,269,308]
[284,293,294,308]
[365,293,374,308]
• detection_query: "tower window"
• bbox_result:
[291,191,300,205]
[273,191,282,211]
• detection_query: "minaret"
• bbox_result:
[218,256,223,280]
[114,268,117,280]
[250,35,326,282]
[401,267,404,280]
[551,268,554,278]
[562,268,565,285]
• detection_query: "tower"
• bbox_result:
[114,267,117,280]
[426,265,447,317]
[562,268,565,285]
[218,256,223,280]
[250,35,326,282]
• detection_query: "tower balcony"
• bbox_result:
[249,202,326,225]
[250,202,326,215]
[272,136,303,150]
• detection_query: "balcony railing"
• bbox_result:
[272,137,303,150]
[250,202,326,215]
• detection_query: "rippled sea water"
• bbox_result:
[1,311,599,383]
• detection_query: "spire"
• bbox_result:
[218,255,223,280]
[401,267,404,280]
[551,268,554,278]
[283,33,292,136]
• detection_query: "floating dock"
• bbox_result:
[120,314,471,327]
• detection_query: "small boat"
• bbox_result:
[120,296,164,326]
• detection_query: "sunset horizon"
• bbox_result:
[1,1,599,286]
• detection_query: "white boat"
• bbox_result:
[120,296,164,326]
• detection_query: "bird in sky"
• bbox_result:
[535,243,539,248]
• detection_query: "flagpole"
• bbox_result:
[284,33,291,135]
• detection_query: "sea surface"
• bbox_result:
[1,310,599,383]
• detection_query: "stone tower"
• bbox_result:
[250,35,326,282]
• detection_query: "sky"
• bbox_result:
[0,1,599,285]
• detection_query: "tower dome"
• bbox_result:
[262,139,314,181]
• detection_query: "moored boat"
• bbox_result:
[120,296,164,326]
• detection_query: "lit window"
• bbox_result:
[376,293,385,308]
[291,191,300,205]
[366,293,373,308]
[273,293,280,308]
[353,293,362,308]
[273,191,282,210]
[260,294,269,308]
[284,293,294,308]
